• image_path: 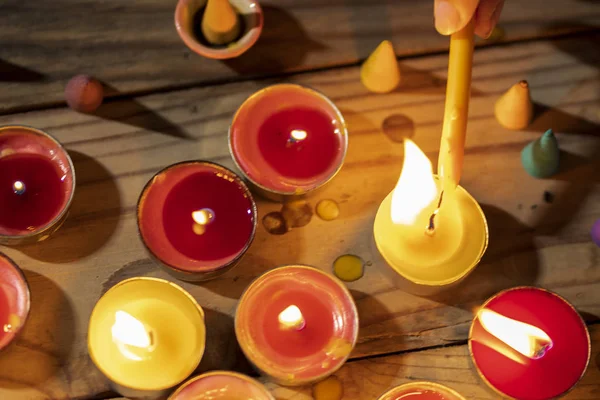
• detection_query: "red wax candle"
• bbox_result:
[0,126,75,244]
[0,253,30,351]
[138,161,257,281]
[230,84,348,198]
[377,382,466,400]
[235,265,358,386]
[470,287,590,400]
[169,371,274,400]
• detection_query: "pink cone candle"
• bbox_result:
[169,371,274,400]
[0,253,30,351]
[377,382,466,400]
[470,287,590,400]
[0,125,75,245]
[138,161,257,281]
[230,84,348,200]
[235,265,359,386]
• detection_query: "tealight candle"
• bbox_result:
[137,161,257,281]
[88,277,206,399]
[377,381,466,400]
[373,139,487,295]
[169,371,274,400]
[235,265,359,386]
[469,287,590,399]
[0,252,30,351]
[229,84,348,200]
[0,125,75,245]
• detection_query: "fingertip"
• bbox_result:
[435,0,462,35]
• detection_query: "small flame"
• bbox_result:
[391,140,438,225]
[278,305,305,330]
[478,309,553,359]
[13,181,25,195]
[112,311,154,361]
[290,129,308,142]
[192,208,214,226]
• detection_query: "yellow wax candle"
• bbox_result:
[88,277,206,396]
[373,139,487,294]
[437,19,475,194]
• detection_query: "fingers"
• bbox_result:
[474,0,505,38]
[434,0,480,35]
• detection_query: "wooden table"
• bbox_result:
[0,0,599,399]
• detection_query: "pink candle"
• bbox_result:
[470,287,590,399]
[169,371,274,400]
[0,125,75,245]
[229,84,348,200]
[377,382,466,400]
[235,265,358,386]
[138,161,257,281]
[0,252,30,351]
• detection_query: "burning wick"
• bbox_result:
[425,191,444,236]
[192,208,215,235]
[287,129,308,147]
[13,181,26,195]
[478,309,553,359]
[111,310,155,361]
[278,305,306,330]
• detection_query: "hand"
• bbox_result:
[434,0,505,37]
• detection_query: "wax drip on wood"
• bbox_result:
[333,254,365,282]
[313,376,343,400]
[316,199,340,221]
[521,129,560,178]
[262,200,314,235]
[495,80,534,130]
[360,40,401,93]
[194,0,245,47]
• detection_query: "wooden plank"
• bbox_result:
[266,323,600,399]
[1,0,599,113]
[0,34,599,399]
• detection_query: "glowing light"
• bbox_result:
[13,181,25,195]
[192,208,215,226]
[111,311,154,361]
[278,305,305,330]
[478,309,553,359]
[390,140,438,225]
[290,129,308,142]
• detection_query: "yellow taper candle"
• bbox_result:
[88,277,206,399]
[437,19,475,194]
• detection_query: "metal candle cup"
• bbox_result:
[469,287,590,400]
[229,84,348,201]
[235,265,359,386]
[169,371,274,400]
[373,140,487,295]
[377,381,466,400]
[0,252,30,352]
[88,277,206,399]
[137,161,257,282]
[0,125,75,245]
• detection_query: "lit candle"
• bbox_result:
[229,84,348,200]
[437,19,475,195]
[137,161,257,281]
[470,287,590,399]
[235,265,359,386]
[0,125,75,245]
[0,252,30,351]
[373,139,487,295]
[88,277,206,398]
[377,381,466,400]
[169,371,274,400]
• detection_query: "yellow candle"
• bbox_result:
[373,139,487,294]
[437,19,475,194]
[88,277,206,396]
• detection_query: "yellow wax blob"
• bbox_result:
[374,178,487,286]
[313,376,343,400]
[88,278,206,391]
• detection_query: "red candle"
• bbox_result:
[0,125,75,245]
[0,253,30,351]
[377,382,466,400]
[169,371,274,400]
[470,287,590,400]
[230,84,348,199]
[235,265,358,385]
[138,161,257,281]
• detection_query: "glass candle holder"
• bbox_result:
[0,252,30,352]
[169,371,274,400]
[0,125,75,245]
[137,161,257,281]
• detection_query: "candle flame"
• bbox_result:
[13,181,25,195]
[192,208,214,226]
[278,305,305,330]
[391,140,438,225]
[290,129,308,142]
[478,309,553,360]
[112,311,154,361]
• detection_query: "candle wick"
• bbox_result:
[425,190,444,236]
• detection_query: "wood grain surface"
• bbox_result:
[0,33,599,399]
[0,0,599,113]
